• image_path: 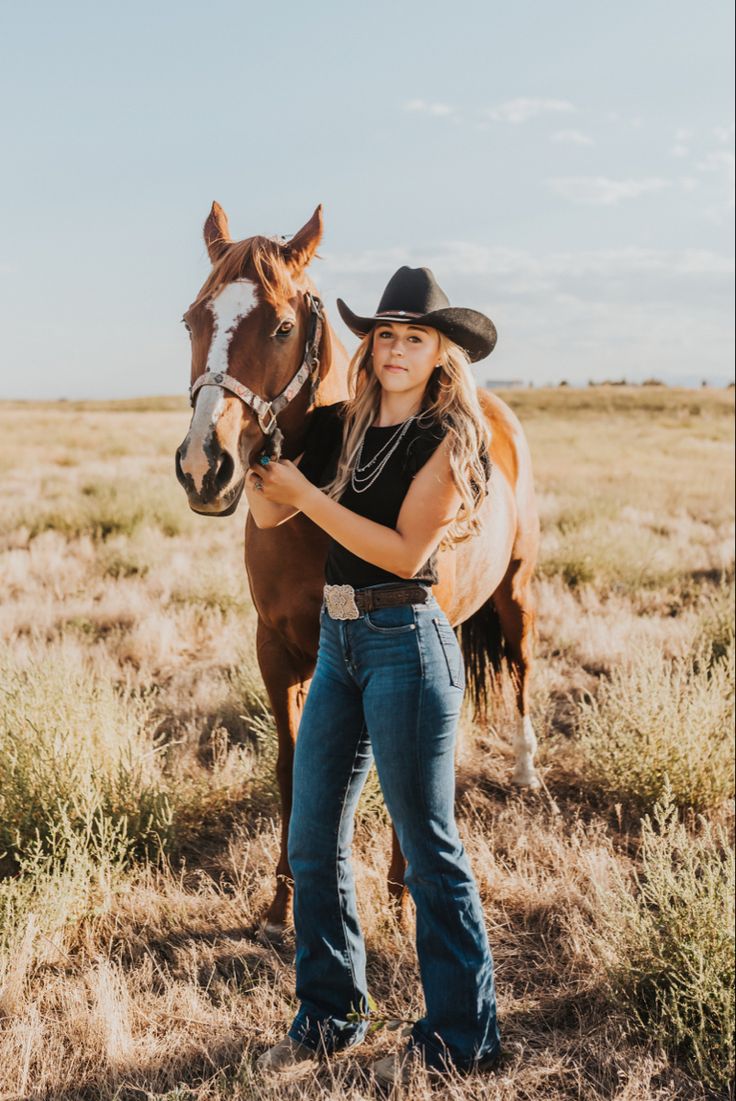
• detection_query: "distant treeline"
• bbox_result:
[554,378,736,389]
[486,378,735,391]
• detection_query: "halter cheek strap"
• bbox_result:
[188,291,324,436]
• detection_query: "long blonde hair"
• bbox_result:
[323,329,492,546]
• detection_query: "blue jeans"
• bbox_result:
[286,584,501,1071]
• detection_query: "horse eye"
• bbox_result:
[276,320,295,337]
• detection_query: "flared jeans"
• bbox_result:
[286,585,501,1070]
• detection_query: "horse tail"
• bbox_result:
[457,597,509,720]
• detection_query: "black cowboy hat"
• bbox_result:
[336,266,497,363]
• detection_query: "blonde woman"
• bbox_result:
[246,267,501,1087]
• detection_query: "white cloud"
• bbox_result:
[607,111,645,129]
[320,241,734,385]
[696,148,735,215]
[403,98,453,117]
[322,242,733,296]
[434,243,733,280]
[319,247,411,276]
[714,123,735,144]
[670,144,689,158]
[486,97,575,124]
[679,177,699,192]
[697,149,735,177]
[550,129,594,146]
[548,176,671,205]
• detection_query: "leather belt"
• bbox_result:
[323,582,429,620]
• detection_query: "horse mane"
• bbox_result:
[193,236,295,307]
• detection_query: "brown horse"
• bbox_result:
[175,203,540,931]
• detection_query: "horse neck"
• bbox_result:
[312,314,350,407]
[274,312,349,459]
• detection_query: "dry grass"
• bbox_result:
[573,632,734,815]
[0,388,733,1101]
[597,786,734,1093]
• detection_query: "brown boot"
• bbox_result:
[370,1047,425,1089]
[256,1035,319,1075]
[371,1043,505,1089]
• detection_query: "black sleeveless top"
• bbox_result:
[297,401,490,588]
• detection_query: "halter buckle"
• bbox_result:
[258,405,278,435]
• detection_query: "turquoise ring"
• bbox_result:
[258,455,270,467]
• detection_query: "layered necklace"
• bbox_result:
[350,413,418,494]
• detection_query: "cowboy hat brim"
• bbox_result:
[336,299,497,363]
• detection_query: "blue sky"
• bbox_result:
[0,0,733,398]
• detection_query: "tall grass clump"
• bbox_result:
[14,478,193,542]
[598,786,735,1092]
[0,810,133,975]
[0,645,174,875]
[574,639,734,814]
[541,517,678,593]
[693,578,735,669]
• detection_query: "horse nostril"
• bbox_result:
[174,447,186,485]
[214,450,234,491]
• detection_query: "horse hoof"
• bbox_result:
[257,920,289,943]
[512,770,541,789]
[389,899,412,932]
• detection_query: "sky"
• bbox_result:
[0,0,733,398]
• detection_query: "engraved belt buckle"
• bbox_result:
[323,583,360,620]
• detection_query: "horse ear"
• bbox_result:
[204,201,232,263]
[284,205,323,271]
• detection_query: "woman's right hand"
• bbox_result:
[244,465,300,528]
[245,466,265,494]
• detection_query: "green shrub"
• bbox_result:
[694,581,735,669]
[0,646,174,872]
[0,807,133,955]
[9,478,193,542]
[96,548,151,579]
[541,521,678,593]
[169,570,250,613]
[218,647,280,811]
[575,640,734,814]
[598,787,735,1092]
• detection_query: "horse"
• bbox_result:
[175,202,541,932]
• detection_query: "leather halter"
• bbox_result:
[189,291,324,436]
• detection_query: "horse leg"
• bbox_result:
[387,826,411,926]
[256,621,312,932]
[493,560,541,789]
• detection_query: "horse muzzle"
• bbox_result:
[175,436,245,515]
[186,481,244,517]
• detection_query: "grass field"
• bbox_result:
[0,388,733,1101]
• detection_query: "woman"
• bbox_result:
[246,266,502,1087]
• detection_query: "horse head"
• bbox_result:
[175,202,328,515]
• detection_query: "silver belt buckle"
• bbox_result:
[323,584,360,620]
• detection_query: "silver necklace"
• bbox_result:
[350,414,417,493]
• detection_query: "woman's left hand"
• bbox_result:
[250,459,311,507]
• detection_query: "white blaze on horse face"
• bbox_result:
[184,280,258,493]
[205,280,259,375]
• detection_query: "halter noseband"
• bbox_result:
[188,291,324,437]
